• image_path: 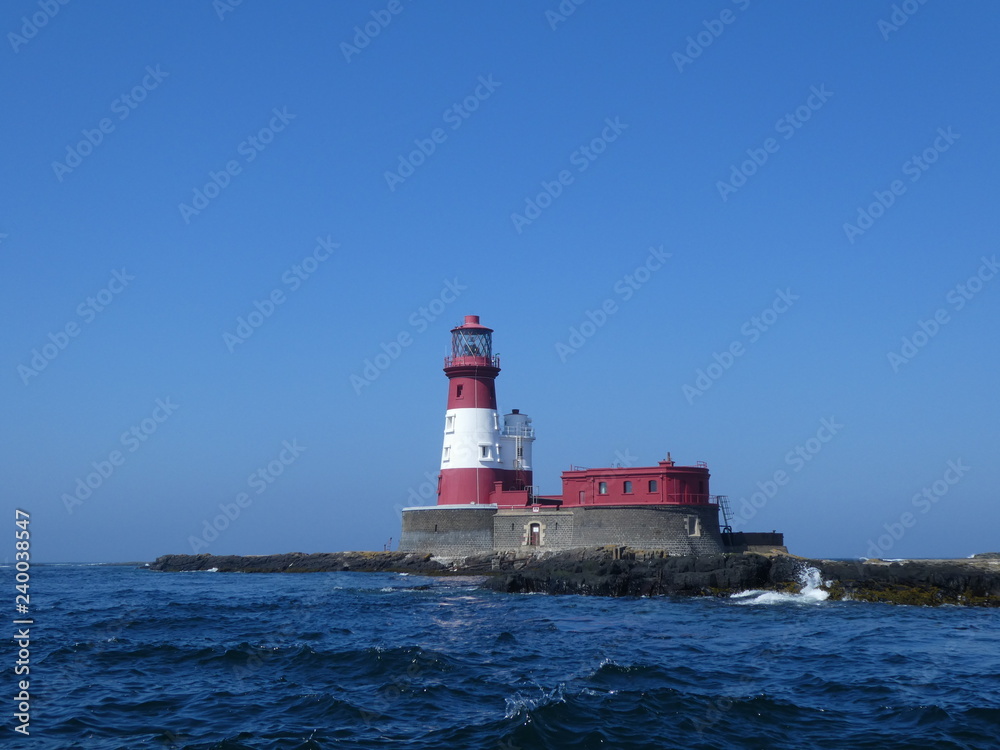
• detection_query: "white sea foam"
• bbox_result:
[731,565,829,605]
[504,684,566,719]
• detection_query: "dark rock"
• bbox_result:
[148,551,458,575]
[484,549,1000,606]
[147,549,1000,606]
[812,558,1000,606]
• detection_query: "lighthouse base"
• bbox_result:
[400,504,734,556]
[399,505,497,556]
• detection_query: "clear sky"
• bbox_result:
[4,1,998,562]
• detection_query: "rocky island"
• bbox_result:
[148,548,1000,607]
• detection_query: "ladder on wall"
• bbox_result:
[715,494,733,533]
[512,433,526,492]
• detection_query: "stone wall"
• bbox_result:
[399,507,495,555]
[722,531,786,554]
[571,505,725,554]
[401,504,728,555]
[494,510,575,550]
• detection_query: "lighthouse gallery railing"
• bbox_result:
[444,354,501,368]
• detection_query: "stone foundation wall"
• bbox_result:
[494,510,575,550]
[401,504,727,555]
[722,531,786,554]
[571,505,725,554]
[399,507,495,555]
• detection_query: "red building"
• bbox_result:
[557,456,712,508]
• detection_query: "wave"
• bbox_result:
[504,683,566,718]
[731,565,830,605]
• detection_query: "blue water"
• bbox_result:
[3,565,999,749]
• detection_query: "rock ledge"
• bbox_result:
[147,549,1000,606]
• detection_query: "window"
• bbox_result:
[686,517,701,536]
[456,384,464,397]
[648,480,658,492]
[579,490,586,504]
[480,445,490,460]
[598,482,607,495]
[445,415,455,432]
[623,481,633,493]
[496,445,502,461]
[442,446,451,461]
[494,413,499,431]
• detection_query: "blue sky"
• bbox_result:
[3,1,998,562]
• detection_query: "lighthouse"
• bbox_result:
[400,314,784,556]
[438,315,534,505]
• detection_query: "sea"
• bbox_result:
[4,563,999,749]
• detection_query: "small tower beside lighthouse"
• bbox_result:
[438,315,534,505]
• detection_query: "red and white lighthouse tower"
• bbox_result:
[438,315,534,505]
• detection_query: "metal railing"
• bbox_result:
[501,425,535,438]
[652,494,715,503]
[581,493,714,503]
[567,462,710,472]
[444,354,500,368]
